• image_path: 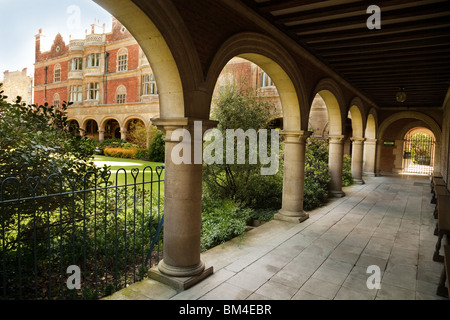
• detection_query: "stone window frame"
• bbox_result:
[70,57,83,71]
[54,64,61,83]
[142,73,157,95]
[258,70,274,88]
[86,82,100,100]
[69,85,83,102]
[86,53,101,68]
[115,85,127,104]
[117,48,128,72]
[53,93,60,108]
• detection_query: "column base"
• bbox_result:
[353,179,365,185]
[148,261,214,291]
[274,209,309,223]
[329,190,346,198]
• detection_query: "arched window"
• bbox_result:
[116,85,127,104]
[142,74,157,95]
[53,93,60,108]
[117,48,128,72]
[54,64,61,83]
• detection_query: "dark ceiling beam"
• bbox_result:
[288,4,450,35]
[317,37,450,56]
[308,31,450,51]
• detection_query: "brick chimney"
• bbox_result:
[35,28,43,61]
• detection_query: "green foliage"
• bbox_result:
[303,137,331,211]
[202,83,280,209]
[0,84,97,182]
[148,129,165,162]
[342,154,353,187]
[200,198,251,251]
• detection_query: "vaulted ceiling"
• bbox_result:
[241,0,450,109]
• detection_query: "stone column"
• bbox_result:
[351,137,365,184]
[98,130,105,143]
[328,135,345,197]
[120,128,128,141]
[375,139,383,176]
[363,138,377,176]
[275,130,312,223]
[148,118,214,289]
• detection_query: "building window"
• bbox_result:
[117,48,128,72]
[71,58,83,71]
[53,93,60,108]
[69,85,83,102]
[86,82,100,100]
[116,85,127,104]
[54,64,61,83]
[142,74,157,95]
[258,71,274,88]
[86,53,100,67]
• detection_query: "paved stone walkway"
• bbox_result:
[105,174,448,300]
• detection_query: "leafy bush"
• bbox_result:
[0,84,97,184]
[202,83,280,209]
[148,130,165,162]
[135,148,151,161]
[103,147,138,159]
[100,138,127,149]
[342,154,353,186]
[303,137,331,211]
[200,198,251,251]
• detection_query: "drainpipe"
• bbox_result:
[104,52,109,104]
[44,66,48,102]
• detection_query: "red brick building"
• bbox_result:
[34,17,159,142]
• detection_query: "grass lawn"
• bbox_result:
[92,155,165,189]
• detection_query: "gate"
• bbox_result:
[402,132,435,175]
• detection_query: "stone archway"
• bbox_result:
[348,99,366,184]
[311,79,346,197]
[377,111,442,175]
[363,111,378,176]
[206,32,310,222]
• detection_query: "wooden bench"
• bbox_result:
[431,177,446,204]
[436,245,450,299]
[433,196,450,262]
[432,185,450,219]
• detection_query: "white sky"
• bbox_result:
[0,0,113,80]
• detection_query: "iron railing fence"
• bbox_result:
[0,166,164,300]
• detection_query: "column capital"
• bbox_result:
[328,135,345,144]
[350,137,366,144]
[151,117,218,142]
[280,130,312,144]
[365,138,377,144]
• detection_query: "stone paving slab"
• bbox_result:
[104,175,448,300]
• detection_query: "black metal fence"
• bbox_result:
[0,166,164,300]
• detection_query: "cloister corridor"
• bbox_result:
[106,174,446,300]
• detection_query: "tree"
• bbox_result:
[202,83,282,209]
[0,84,98,183]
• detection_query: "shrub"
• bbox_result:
[135,148,152,161]
[100,138,127,149]
[202,83,280,209]
[200,198,251,251]
[342,154,353,186]
[103,147,138,159]
[303,137,331,211]
[148,130,165,162]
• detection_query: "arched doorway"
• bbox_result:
[402,128,436,175]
